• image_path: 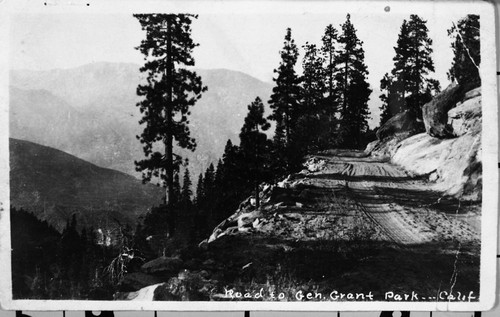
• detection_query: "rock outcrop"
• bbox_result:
[373,86,482,200]
[421,83,464,138]
[376,110,423,141]
[447,87,481,137]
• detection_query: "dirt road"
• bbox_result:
[293,151,480,245]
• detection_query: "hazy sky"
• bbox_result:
[9,8,476,126]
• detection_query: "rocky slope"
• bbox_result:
[369,86,482,201]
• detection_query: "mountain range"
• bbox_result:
[10,63,274,181]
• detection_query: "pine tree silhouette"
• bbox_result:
[239,97,271,208]
[334,14,372,148]
[448,15,480,88]
[134,14,207,207]
[268,28,302,172]
[380,15,440,123]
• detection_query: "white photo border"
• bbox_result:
[0,0,497,311]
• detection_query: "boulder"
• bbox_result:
[119,272,163,292]
[463,86,481,101]
[141,256,183,275]
[422,83,463,138]
[447,94,481,137]
[376,110,423,141]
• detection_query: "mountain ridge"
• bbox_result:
[10,138,164,232]
[10,63,274,180]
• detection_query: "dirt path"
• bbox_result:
[210,150,480,249]
[301,151,480,245]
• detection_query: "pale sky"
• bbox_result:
[9,9,476,126]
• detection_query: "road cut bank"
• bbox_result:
[223,288,477,302]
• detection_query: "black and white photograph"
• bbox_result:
[0,0,497,311]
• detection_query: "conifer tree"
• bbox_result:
[379,15,440,123]
[181,168,192,205]
[134,14,207,206]
[321,24,339,143]
[322,24,338,104]
[335,14,371,148]
[239,97,271,208]
[379,72,406,126]
[300,43,327,151]
[268,28,302,171]
[448,15,480,88]
[195,173,204,208]
[214,159,224,191]
[203,164,215,199]
[405,15,440,117]
[192,173,206,238]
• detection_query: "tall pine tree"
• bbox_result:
[379,15,440,124]
[268,28,302,172]
[134,14,207,207]
[321,24,340,144]
[300,43,327,151]
[334,14,371,148]
[239,97,271,208]
[405,15,440,118]
[181,167,193,206]
[448,15,480,88]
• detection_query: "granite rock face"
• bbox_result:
[421,83,463,139]
[447,87,481,137]
[376,110,423,141]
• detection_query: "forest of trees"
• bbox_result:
[378,14,480,126]
[129,13,376,258]
[11,207,121,299]
[11,13,481,299]
[131,13,481,261]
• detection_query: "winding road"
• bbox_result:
[298,151,480,245]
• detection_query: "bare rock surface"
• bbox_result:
[448,93,481,137]
[422,83,463,138]
[376,110,423,141]
[392,91,482,200]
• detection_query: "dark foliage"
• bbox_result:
[334,14,372,149]
[11,207,117,299]
[239,97,272,207]
[448,15,480,88]
[268,28,304,172]
[379,15,440,124]
[134,14,206,205]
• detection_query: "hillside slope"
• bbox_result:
[10,138,163,231]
